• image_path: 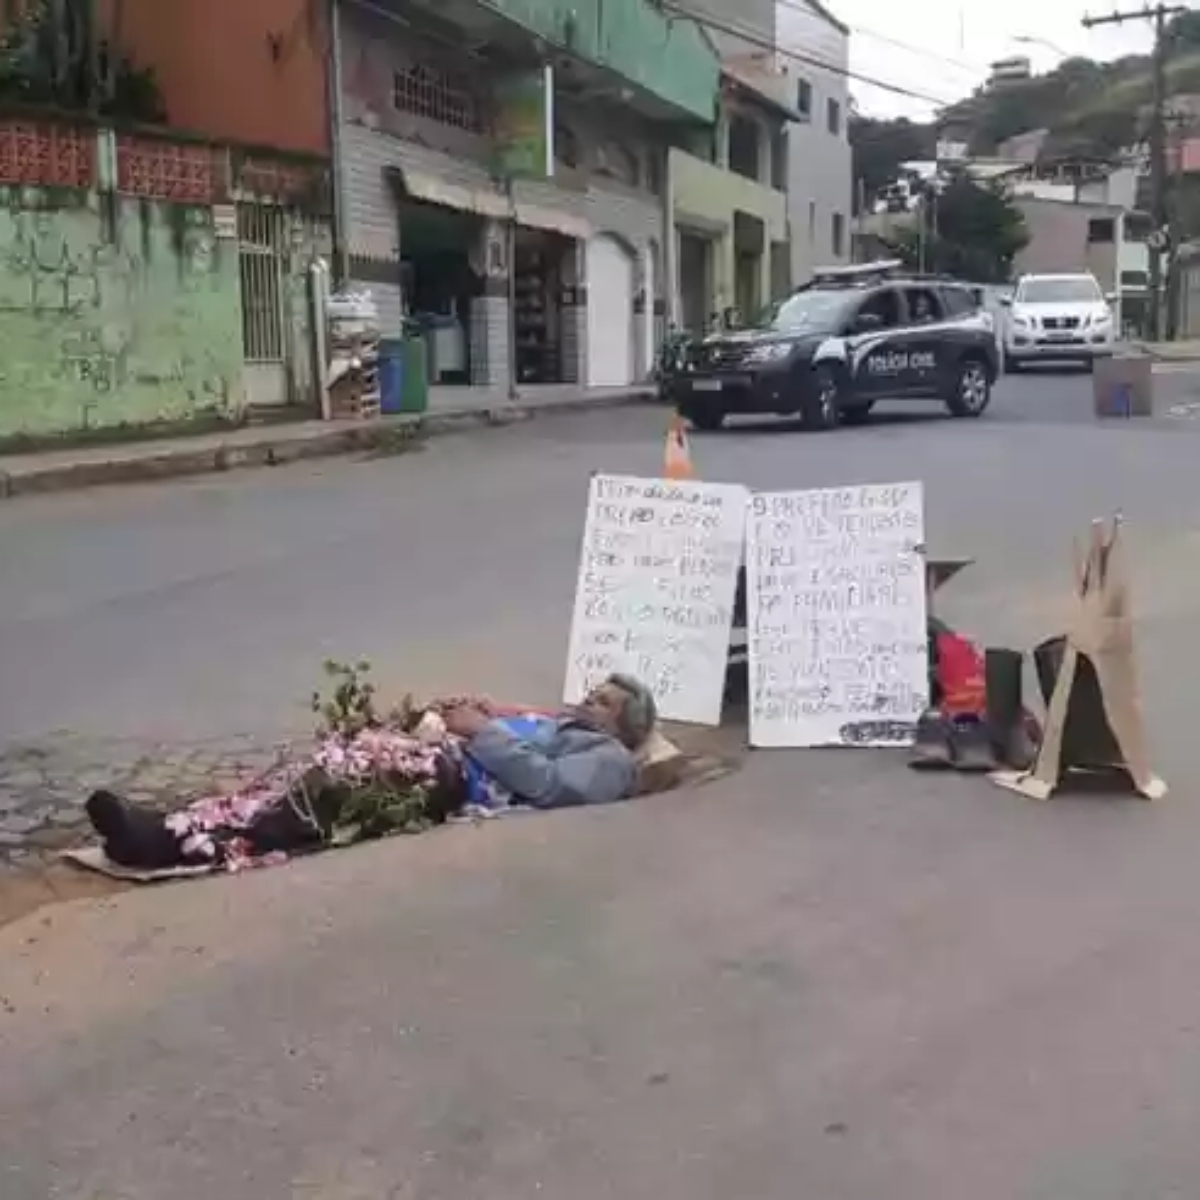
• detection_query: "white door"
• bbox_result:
[586,235,634,386]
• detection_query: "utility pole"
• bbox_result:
[1165,109,1189,338]
[1083,4,1185,341]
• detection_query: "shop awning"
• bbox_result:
[386,166,511,220]
[385,165,593,240]
[513,202,591,240]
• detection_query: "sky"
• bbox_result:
[831,0,1160,119]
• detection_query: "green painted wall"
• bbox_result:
[670,147,787,317]
[491,0,718,123]
[0,187,243,441]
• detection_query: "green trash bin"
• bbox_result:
[399,335,429,415]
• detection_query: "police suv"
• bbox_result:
[671,261,1000,431]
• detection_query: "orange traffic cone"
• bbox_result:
[663,414,694,479]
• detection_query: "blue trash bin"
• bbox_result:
[378,338,405,414]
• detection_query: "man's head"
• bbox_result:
[577,674,657,750]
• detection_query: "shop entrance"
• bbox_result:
[513,227,573,385]
[398,199,480,385]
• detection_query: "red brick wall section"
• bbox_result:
[0,114,326,204]
[115,135,229,203]
[0,120,95,188]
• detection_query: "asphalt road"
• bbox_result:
[5,368,1200,1197]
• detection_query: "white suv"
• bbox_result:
[1003,273,1115,371]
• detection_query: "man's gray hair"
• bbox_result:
[607,673,658,749]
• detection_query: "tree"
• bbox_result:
[886,170,1029,283]
[850,116,935,214]
[1168,9,1200,49]
[0,0,164,122]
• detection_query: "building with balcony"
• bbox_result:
[335,0,719,391]
[666,0,852,286]
[668,69,791,334]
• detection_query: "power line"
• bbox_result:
[771,0,989,78]
[849,24,985,77]
[657,0,957,107]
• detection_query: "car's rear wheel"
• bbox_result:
[945,356,992,417]
[682,406,726,431]
[803,366,842,431]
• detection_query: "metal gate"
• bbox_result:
[237,203,290,406]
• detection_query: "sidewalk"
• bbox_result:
[0,384,655,500]
[1125,339,1200,361]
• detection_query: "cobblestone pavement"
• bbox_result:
[0,732,296,869]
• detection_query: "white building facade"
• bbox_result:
[773,0,853,283]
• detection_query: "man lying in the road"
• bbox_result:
[82,674,659,873]
[438,675,654,811]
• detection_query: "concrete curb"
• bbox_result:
[1124,341,1200,362]
[0,389,657,500]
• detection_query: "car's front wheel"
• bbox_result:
[803,366,842,431]
[945,356,992,417]
[681,406,726,431]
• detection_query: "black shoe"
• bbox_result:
[909,710,954,770]
[85,790,186,870]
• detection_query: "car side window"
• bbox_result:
[940,286,976,317]
[905,287,943,324]
[855,288,901,329]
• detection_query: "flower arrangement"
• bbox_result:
[309,660,437,842]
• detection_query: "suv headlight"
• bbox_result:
[746,342,794,364]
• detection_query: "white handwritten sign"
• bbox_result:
[746,482,928,748]
[563,473,747,726]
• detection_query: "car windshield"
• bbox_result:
[768,289,853,333]
[1017,277,1102,304]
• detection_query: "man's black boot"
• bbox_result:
[986,647,1036,770]
[85,790,185,870]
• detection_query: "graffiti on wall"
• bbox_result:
[0,208,106,315]
[0,190,243,438]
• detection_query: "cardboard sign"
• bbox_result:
[746,482,928,747]
[563,473,747,726]
[994,519,1166,800]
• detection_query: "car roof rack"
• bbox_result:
[808,259,904,286]
[798,262,972,293]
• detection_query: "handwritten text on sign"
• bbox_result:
[746,482,928,747]
[563,474,747,726]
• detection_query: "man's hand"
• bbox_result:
[442,704,493,739]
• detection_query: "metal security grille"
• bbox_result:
[237,203,288,362]
[392,63,478,130]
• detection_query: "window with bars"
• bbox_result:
[392,62,479,130]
